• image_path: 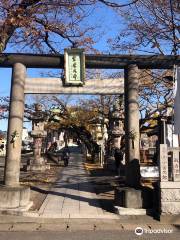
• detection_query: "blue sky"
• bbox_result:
[0,3,122,131]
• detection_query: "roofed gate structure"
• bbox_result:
[0,53,180,220]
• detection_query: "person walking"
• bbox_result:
[62,146,70,166]
[114,147,124,177]
[114,135,125,177]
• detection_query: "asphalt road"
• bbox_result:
[0,230,179,240]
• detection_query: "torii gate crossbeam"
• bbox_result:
[0,53,179,69]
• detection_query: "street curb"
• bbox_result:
[0,213,179,224]
[0,221,179,232]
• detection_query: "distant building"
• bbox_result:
[22,127,29,141]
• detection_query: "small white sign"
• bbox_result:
[64,48,85,86]
[140,166,159,178]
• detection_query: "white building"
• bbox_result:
[22,127,29,141]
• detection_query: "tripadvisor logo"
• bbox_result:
[135,227,143,235]
[135,227,173,235]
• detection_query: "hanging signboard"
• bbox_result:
[64,48,85,86]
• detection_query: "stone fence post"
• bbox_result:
[159,144,180,217]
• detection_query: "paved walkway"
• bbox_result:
[38,151,119,219]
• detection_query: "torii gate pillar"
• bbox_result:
[0,63,31,211]
[124,64,140,187]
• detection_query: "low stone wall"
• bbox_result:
[160,182,180,215]
[0,185,32,211]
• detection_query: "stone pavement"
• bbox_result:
[1,147,180,230]
[0,148,179,233]
[37,152,119,219]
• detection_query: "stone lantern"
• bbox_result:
[106,96,124,169]
[27,104,50,171]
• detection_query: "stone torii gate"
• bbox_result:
[0,53,179,214]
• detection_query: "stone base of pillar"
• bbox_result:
[26,158,50,171]
[0,185,32,211]
[114,206,148,215]
[114,187,154,215]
